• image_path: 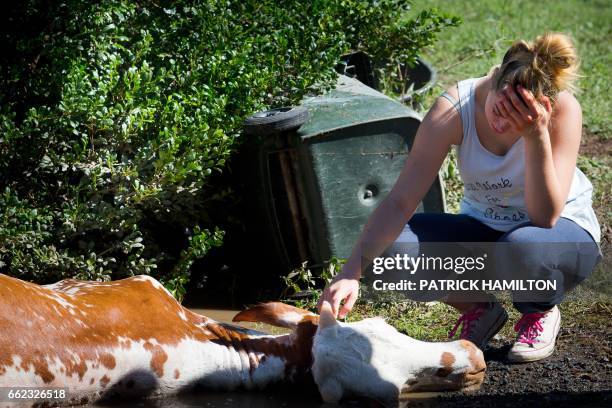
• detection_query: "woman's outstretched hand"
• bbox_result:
[496,85,553,139]
[317,273,360,319]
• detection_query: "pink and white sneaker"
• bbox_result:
[507,306,561,363]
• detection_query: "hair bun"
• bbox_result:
[494,32,580,103]
[531,32,579,93]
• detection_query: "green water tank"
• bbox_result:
[244,75,446,271]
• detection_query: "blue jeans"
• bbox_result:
[390,213,602,313]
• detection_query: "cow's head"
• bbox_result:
[234,302,485,403]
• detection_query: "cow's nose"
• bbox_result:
[459,340,486,390]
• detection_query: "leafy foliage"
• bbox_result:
[0,0,458,300]
[281,257,345,311]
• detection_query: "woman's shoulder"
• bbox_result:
[554,91,582,117]
[413,84,464,147]
[443,83,459,100]
[548,91,582,143]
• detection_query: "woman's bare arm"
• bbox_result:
[318,90,463,317]
[498,86,581,227]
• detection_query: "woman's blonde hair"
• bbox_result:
[491,32,580,104]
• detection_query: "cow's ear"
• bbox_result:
[233,302,317,329]
[317,301,338,336]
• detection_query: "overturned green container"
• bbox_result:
[251,75,446,271]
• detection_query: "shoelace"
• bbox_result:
[514,312,546,345]
[448,305,486,339]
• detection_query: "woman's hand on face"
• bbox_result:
[317,273,360,319]
[496,85,553,139]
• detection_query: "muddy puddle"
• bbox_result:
[93,390,442,408]
[189,308,290,335]
[91,308,441,408]
[94,392,443,408]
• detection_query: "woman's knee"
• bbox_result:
[498,222,545,244]
[496,222,571,269]
[499,218,597,244]
[496,226,545,269]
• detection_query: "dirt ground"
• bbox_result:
[409,306,612,408]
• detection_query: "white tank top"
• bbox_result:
[443,77,601,242]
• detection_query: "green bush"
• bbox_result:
[0,0,459,300]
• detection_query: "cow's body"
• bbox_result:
[0,274,485,406]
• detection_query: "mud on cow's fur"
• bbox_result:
[0,274,486,406]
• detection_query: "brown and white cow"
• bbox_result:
[0,273,485,406]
